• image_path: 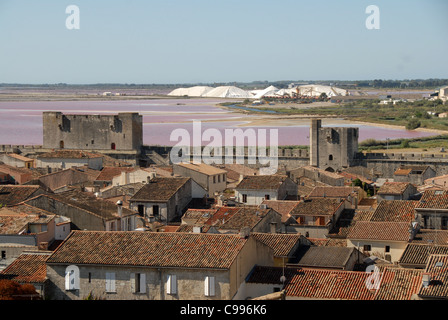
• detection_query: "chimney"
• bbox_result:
[116,200,123,218]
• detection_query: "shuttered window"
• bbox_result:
[131,273,146,293]
[204,276,215,297]
[65,265,80,291]
[167,274,177,295]
[106,272,116,293]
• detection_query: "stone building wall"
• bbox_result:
[42,112,143,152]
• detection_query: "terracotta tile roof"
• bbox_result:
[204,207,239,227]
[394,168,412,176]
[219,207,273,231]
[411,229,448,246]
[236,175,290,191]
[0,185,42,207]
[358,198,377,209]
[251,233,303,257]
[307,186,363,198]
[0,209,41,234]
[417,189,448,209]
[95,166,136,181]
[246,266,295,284]
[308,238,347,247]
[399,244,448,267]
[218,164,258,181]
[130,177,190,202]
[46,231,248,269]
[418,254,448,299]
[338,171,374,184]
[38,150,103,159]
[373,267,423,300]
[293,246,356,269]
[175,224,211,233]
[175,162,227,176]
[5,153,33,162]
[261,200,300,223]
[0,163,33,175]
[290,198,344,217]
[1,253,49,284]
[394,166,430,176]
[370,200,418,222]
[182,209,216,227]
[284,268,376,300]
[377,182,413,195]
[28,189,135,220]
[347,221,412,242]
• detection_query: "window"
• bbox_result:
[88,272,92,283]
[204,276,215,297]
[91,140,94,145]
[153,205,159,217]
[137,205,144,217]
[385,246,390,253]
[41,224,47,232]
[111,143,116,150]
[329,154,333,161]
[315,216,325,226]
[242,194,247,203]
[218,175,220,183]
[265,194,270,200]
[1,251,5,259]
[131,273,146,293]
[167,274,177,295]
[363,245,371,252]
[105,272,116,293]
[65,265,80,291]
[213,176,216,184]
[59,140,64,149]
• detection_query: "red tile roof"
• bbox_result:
[1,253,49,284]
[261,200,300,223]
[290,198,345,216]
[95,166,136,181]
[307,186,363,198]
[251,233,303,257]
[399,244,448,267]
[130,177,190,202]
[377,182,413,195]
[373,267,423,300]
[46,231,248,269]
[418,254,448,299]
[370,200,418,222]
[284,268,376,300]
[236,175,290,190]
[417,189,448,209]
[0,185,42,207]
[347,221,412,242]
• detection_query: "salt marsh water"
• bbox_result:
[0,98,439,146]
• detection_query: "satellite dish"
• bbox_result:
[280,275,286,283]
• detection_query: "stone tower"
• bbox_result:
[42,112,143,152]
[309,119,358,172]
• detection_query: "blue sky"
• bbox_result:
[0,0,447,84]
